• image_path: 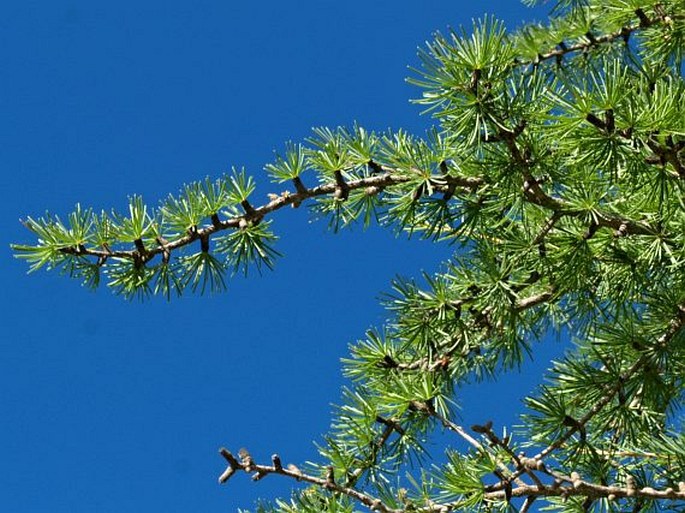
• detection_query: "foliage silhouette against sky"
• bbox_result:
[3,1,579,511]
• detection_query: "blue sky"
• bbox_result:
[2,1,562,511]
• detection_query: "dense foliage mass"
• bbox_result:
[12,0,685,512]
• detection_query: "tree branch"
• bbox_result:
[218,448,399,513]
[527,303,685,468]
[481,479,685,502]
[525,11,683,67]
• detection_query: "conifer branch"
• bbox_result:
[217,448,398,513]
[45,170,660,267]
[384,286,556,374]
[342,415,407,488]
[12,3,685,512]
[527,11,683,66]
[495,105,661,239]
[472,421,545,488]
[480,479,685,502]
[434,412,530,488]
[47,172,481,263]
[529,303,685,466]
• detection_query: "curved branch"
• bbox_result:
[53,171,482,262]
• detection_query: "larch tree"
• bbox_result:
[11,0,685,512]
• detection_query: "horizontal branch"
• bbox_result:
[217,448,398,513]
[45,145,663,269]
[55,170,483,263]
[525,10,683,67]
[482,480,685,503]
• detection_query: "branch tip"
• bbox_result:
[218,466,235,484]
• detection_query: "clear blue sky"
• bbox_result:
[2,1,562,512]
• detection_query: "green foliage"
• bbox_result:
[112,195,155,243]
[216,221,280,276]
[11,1,685,512]
[265,142,307,182]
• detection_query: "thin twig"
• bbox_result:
[218,448,399,513]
